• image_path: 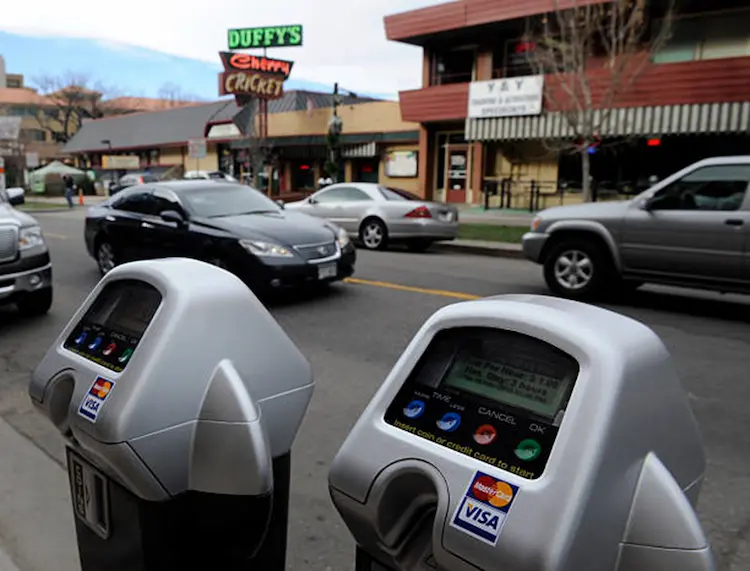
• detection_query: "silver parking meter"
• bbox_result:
[329,294,714,571]
[29,258,314,571]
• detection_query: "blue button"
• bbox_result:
[437,412,462,433]
[403,400,426,419]
[88,336,103,351]
[74,332,87,346]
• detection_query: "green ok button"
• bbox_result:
[515,439,542,462]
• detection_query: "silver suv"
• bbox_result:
[523,156,750,299]
[0,189,53,316]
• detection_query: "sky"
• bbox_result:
[0,0,449,98]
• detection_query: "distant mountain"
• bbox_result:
[0,31,396,101]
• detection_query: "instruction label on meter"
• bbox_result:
[450,471,519,545]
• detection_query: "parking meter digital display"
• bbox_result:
[384,327,579,479]
[63,280,162,373]
[441,350,573,421]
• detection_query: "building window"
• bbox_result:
[653,9,750,64]
[292,162,315,190]
[6,78,22,88]
[430,48,475,86]
[20,129,46,142]
[7,106,35,117]
[495,39,538,78]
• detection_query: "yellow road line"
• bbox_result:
[344,277,481,301]
[44,233,67,240]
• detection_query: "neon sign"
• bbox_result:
[228,25,303,49]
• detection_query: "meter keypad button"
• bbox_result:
[436,412,462,432]
[514,439,542,462]
[403,400,426,419]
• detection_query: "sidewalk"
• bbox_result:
[0,418,80,571]
[21,195,108,209]
[457,206,535,227]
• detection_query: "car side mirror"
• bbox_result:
[275,200,285,210]
[161,210,186,225]
[642,196,656,211]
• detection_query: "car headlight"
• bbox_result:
[336,227,351,248]
[239,239,294,258]
[530,216,542,232]
[19,225,45,251]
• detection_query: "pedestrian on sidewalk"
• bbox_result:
[63,175,75,208]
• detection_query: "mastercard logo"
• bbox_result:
[91,380,113,399]
[471,475,514,508]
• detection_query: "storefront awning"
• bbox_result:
[466,101,750,141]
[342,142,378,158]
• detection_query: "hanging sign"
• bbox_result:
[218,51,293,103]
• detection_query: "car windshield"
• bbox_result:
[180,184,281,218]
[379,186,420,201]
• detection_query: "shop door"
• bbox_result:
[445,145,468,203]
[354,159,380,183]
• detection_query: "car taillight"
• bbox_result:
[138,176,144,183]
[405,206,432,219]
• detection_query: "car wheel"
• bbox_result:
[96,239,118,275]
[16,288,53,317]
[406,239,433,253]
[543,239,612,300]
[360,218,388,251]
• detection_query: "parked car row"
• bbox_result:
[6,156,749,320]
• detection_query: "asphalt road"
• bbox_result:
[1,208,749,571]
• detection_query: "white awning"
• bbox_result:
[466,102,750,141]
[342,142,377,158]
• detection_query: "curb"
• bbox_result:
[21,208,73,214]
[432,243,526,259]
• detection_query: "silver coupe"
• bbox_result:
[285,183,459,251]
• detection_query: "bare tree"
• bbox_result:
[233,99,274,189]
[31,73,123,143]
[157,82,203,107]
[524,0,674,201]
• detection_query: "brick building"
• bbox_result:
[384,0,750,205]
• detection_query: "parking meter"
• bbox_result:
[29,258,314,571]
[329,294,714,571]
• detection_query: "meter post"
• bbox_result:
[29,258,314,571]
[329,294,715,571]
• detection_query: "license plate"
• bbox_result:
[440,212,454,222]
[318,263,337,280]
[67,449,111,539]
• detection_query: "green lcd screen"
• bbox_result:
[441,352,573,420]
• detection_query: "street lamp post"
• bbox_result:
[326,83,357,184]
[101,139,114,193]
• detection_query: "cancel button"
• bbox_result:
[478,407,516,426]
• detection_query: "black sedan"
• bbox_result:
[84,180,356,293]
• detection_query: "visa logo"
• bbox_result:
[461,501,501,530]
[452,497,507,545]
